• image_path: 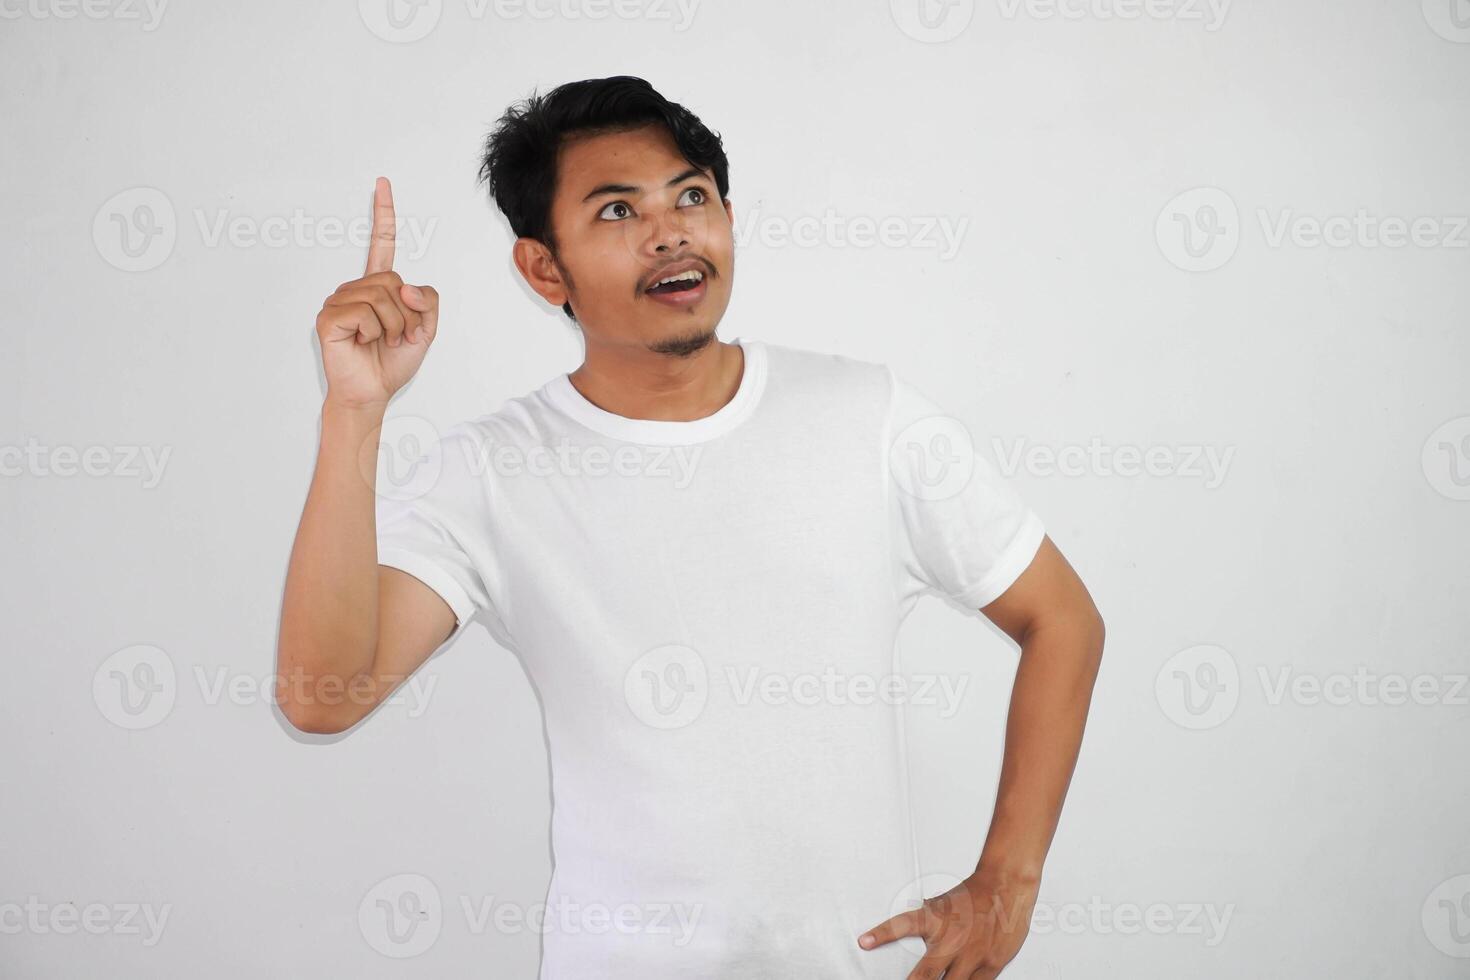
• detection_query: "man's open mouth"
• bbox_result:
[645,269,706,295]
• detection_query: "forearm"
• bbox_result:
[976,615,1105,880]
[275,398,388,729]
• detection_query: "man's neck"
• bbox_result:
[568,336,745,423]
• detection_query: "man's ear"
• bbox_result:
[512,237,568,308]
[724,197,735,228]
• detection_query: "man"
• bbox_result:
[276,75,1105,979]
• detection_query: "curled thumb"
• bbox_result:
[400,284,428,309]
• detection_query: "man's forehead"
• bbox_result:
[557,126,706,189]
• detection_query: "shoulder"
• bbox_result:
[755,338,896,405]
[757,342,966,443]
[443,381,567,453]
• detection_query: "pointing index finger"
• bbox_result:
[366,175,396,275]
[858,909,923,949]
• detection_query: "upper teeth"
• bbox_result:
[655,269,703,286]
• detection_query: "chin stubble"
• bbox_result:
[647,327,716,359]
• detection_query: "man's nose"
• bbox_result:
[644,207,693,253]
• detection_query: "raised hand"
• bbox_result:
[315,177,440,410]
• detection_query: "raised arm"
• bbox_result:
[275,177,453,735]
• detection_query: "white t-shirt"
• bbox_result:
[375,336,1046,978]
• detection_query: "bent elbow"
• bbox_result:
[1086,608,1106,660]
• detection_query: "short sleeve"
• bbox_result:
[885,368,1046,609]
[375,422,509,649]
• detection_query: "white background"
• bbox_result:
[3,0,1468,976]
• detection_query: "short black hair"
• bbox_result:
[478,75,730,321]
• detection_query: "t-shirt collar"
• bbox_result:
[543,336,767,445]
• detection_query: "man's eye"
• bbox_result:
[598,189,705,221]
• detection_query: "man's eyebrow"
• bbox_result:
[580,167,709,204]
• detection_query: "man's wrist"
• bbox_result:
[322,396,388,426]
[974,845,1045,885]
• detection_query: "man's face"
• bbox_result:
[517,123,735,356]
